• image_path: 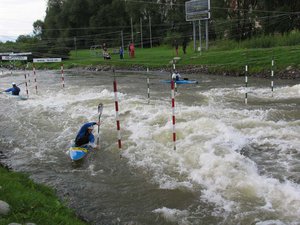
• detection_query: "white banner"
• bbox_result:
[0,52,13,56]
[9,52,32,56]
[2,56,28,61]
[33,58,62,63]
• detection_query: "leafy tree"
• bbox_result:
[33,20,44,40]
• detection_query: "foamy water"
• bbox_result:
[0,70,299,225]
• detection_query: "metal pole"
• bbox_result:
[74,37,77,56]
[193,21,196,52]
[131,17,134,43]
[140,17,143,48]
[121,30,124,58]
[205,19,209,50]
[149,16,152,48]
[199,20,202,52]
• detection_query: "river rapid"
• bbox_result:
[0,69,299,225]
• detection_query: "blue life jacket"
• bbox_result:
[5,86,20,95]
[75,122,96,147]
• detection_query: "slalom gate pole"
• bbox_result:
[61,64,65,88]
[24,74,29,98]
[113,77,122,149]
[147,68,150,104]
[245,65,248,105]
[171,80,176,150]
[271,58,274,97]
[10,61,12,75]
[33,65,38,94]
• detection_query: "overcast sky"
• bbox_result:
[0,0,47,42]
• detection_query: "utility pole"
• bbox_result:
[205,20,209,50]
[121,30,124,57]
[193,21,196,52]
[198,20,202,53]
[149,16,152,48]
[140,17,143,48]
[74,37,77,56]
[131,17,134,43]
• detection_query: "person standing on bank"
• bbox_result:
[174,40,179,56]
[119,46,124,59]
[182,40,187,54]
[75,122,99,148]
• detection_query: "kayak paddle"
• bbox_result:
[97,103,104,147]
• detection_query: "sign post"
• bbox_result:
[185,0,211,51]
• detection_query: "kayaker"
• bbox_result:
[75,122,100,148]
[171,71,181,81]
[4,82,20,95]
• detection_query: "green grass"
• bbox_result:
[4,40,300,76]
[63,44,300,75]
[0,166,88,225]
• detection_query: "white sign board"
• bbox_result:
[33,58,62,63]
[2,56,28,61]
[185,0,210,21]
[0,52,13,56]
[9,52,32,56]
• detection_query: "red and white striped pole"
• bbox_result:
[33,65,38,94]
[61,63,65,88]
[24,74,29,98]
[171,80,176,150]
[245,65,248,105]
[113,78,122,149]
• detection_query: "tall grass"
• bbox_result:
[213,30,300,49]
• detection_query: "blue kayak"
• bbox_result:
[160,79,198,84]
[69,145,90,161]
[1,92,28,100]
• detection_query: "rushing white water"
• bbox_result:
[0,69,299,225]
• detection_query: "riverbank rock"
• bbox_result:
[0,200,10,215]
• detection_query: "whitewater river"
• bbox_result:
[0,69,299,225]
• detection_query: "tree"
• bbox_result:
[33,20,44,40]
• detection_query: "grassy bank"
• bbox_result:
[33,44,300,75]
[3,41,300,77]
[0,166,88,225]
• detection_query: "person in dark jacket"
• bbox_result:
[75,122,99,148]
[5,82,20,95]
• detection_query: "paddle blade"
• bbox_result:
[98,103,103,116]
